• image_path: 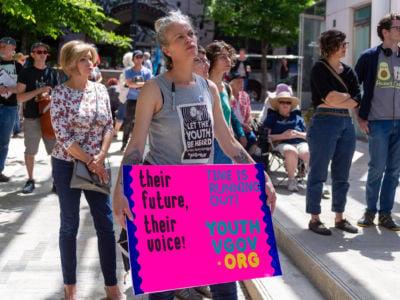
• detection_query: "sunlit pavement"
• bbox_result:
[1,120,399,299]
[0,133,253,300]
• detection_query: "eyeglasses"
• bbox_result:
[390,26,400,32]
[134,55,143,59]
[33,50,49,55]
[279,101,292,105]
[341,42,349,48]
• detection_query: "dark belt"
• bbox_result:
[314,111,350,117]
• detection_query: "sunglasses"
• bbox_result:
[33,50,49,55]
[135,55,143,59]
[279,101,292,105]
[340,42,349,48]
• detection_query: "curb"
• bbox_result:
[244,218,362,300]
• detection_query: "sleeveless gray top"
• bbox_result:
[145,73,215,165]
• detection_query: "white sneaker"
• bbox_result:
[288,178,299,192]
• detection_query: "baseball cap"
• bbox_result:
[133,50,144,58]
[30,42,49,52]
[229,71,245,82]
[0,37,16,46]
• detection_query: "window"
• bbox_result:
[353,6,371,64]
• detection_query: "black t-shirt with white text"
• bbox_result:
[0,59,23,106]
[18,66,60,118]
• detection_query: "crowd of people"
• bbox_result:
[1,9,400,300]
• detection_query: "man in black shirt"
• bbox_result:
[0,37,22,182]
[230,48,251,91]
[16,42,59,193]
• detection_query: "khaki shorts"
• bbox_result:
[274,142,309,156]
[24,118,56,156]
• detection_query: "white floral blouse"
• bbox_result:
[50,82,113,162]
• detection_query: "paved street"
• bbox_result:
[0,134,256,300]
[2,123,399,299]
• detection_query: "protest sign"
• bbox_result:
[123,164,281,295]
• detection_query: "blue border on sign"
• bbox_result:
[123,165,144,294]
[255,163,282,276]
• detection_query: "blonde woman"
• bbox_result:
[51,40,124,300]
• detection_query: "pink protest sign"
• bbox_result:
[123,164,281,295]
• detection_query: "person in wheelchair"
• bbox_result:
[263,91,309,192]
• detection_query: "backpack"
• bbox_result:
[38,68,57,138]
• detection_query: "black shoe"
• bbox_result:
[0,173,10,182]
[175,288,203,300]
[357,211,376,227]
[194,286,212,298]
[23,179,35,194]
[335,219,358,233]
[120,143,126,152]
[12,133,23,138]
[378,213,400,231]
[308,220,332,235]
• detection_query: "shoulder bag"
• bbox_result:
[70,84,112,195]
[319,60,349,93]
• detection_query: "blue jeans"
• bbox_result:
[245,130,257,151]
[365,120,400,213]
[13,105,21,134]
[306,109,355,215]
[0,105,18,172]
[149,282,237,300]
[52,157,117,285]
[214,139,233,164]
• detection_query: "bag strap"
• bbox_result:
[82,85,110,168]
[319,60,349,93]
[223,81,232,99]
[83,84,98,145]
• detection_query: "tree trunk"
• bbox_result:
[260,39,269,101]
[21,30,29,54]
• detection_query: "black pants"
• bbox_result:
[122,100,137,146]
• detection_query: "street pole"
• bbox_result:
[130,0,137,49]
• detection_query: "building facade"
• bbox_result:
[326,0,400,67]
[82,0,214,67]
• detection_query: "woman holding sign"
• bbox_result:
[113,11,276,300]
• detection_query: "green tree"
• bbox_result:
[205,0,314,96]
[0,0,131,51]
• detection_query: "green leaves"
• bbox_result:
[205,0,314,46]
[0,0,131,48]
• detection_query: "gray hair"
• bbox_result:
[122,51,134,68]
[155,10,193,70]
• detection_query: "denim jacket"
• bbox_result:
[354,46,380,120]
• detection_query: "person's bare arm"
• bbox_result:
[126,78,145,89]
[16,82,51,103]
[113,79,162,228]
[323,91,358,108]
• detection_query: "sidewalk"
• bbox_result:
[3,132,396,299]
[0,135,259,299]
[260,139,400,300]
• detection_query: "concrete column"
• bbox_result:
[390,0,400,13]
[371,0,390,46]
